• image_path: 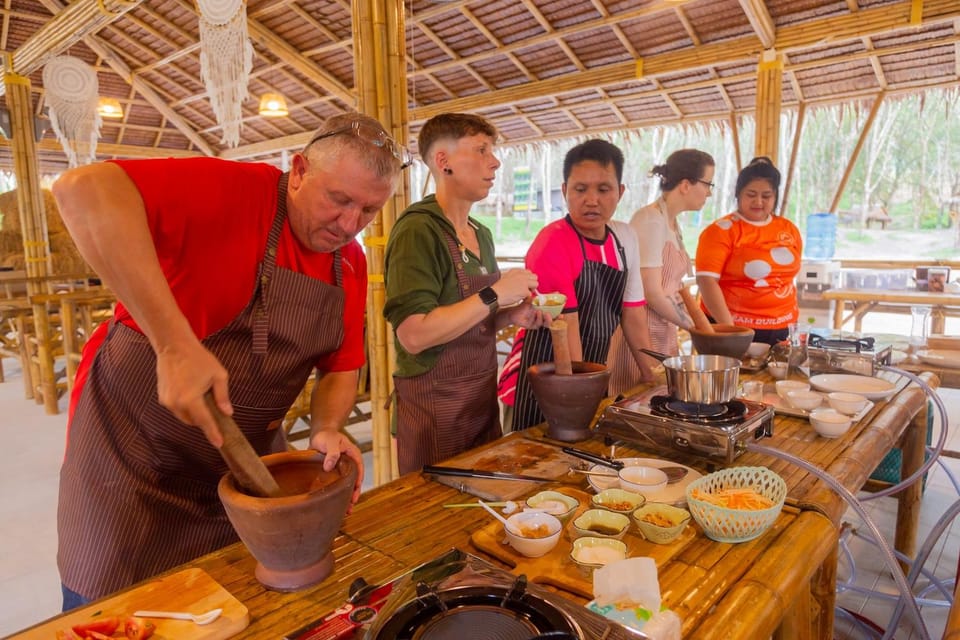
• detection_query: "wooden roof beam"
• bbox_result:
[674,5,701,46]
[0,137,197,159]
[409,0,705,79]
[412,0,960,119]
[2,0,141,89]
[738,0,776,49]
[246,18,354,106]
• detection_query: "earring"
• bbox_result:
[443,167,453,175]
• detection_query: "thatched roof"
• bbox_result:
[1,0,957,173]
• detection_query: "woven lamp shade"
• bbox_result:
[258,93,288,117]
[97,97,123,119]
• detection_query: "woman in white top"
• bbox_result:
[608,149,714,393]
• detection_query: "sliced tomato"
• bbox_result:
[124,616,156,640]
[71,616,120,638]
[85,632,113,640]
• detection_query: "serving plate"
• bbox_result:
[753,385,874,422]
[808,374,896,400]
[916,349,960,370]
[586,457,702,506]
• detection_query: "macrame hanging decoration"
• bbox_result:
[197,0,253,148]
[42,56,101,168]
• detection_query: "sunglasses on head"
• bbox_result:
[308,120,412,169]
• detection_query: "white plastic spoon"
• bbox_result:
[132,608,223,625]
[478,499,522,535]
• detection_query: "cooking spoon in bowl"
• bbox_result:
[132,608,223,625]
[478,499,522,535]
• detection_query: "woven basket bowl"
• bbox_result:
[685,467,787,543]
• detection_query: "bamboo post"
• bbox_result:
[828,93,885,213]
[780,101,806,216]
[754,49,783,161]
[3,62,49,296]
[353,0,409,486]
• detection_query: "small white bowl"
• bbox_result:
[785,389,823,411]
[618,466,668,496]
[746,342,771,359]
[775,379,809,399]
[504,511,562,557]
[827,392,869,415]
[767,362,789,379]
[809,409,853,439]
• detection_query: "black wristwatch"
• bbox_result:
[478,286,499,314]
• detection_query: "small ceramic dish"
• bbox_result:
[746,342,771,359]
[572,508,631,540]
[570,537,628,576]
[785,389,823,411]
[809,409,853,439]
[767,361,789,379]
[525,490,580,524]
[827,391,869,415]
[632,503,691,544]
[775,379,809,399]
[503,511,562,557]
[618,466,668,497]
[590,488,646,514]
[532,292,567,319]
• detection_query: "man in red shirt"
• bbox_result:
[51,112,407,608]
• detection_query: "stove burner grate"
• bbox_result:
[371,582,580,640]
[650,395,748,424]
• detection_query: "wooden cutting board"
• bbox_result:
[469,488,697,600]
[11,568,249,640]
[927,334,960,350]
[426,437,584,501]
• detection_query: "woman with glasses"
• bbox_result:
[50,111,404,609]
[695,156,802,346]
[384,113,546,474]
[607,149,715,392]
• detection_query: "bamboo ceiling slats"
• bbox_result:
[0,0,955,173]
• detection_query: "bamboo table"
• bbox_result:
[822,287,960,334]
[8,369,935,640]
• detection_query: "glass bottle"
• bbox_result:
[909,305,931,349]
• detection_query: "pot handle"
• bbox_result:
[639,348,669,362]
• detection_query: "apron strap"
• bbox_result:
[253,172,290,355]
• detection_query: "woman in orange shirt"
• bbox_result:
[695,157,802,345]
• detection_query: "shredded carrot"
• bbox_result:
[691,486,775,510]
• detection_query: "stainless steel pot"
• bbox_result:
[642,350,740,404]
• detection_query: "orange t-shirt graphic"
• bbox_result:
[695,213,802,329]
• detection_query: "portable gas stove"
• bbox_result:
[595,385,774,463]
[285,548,641,640]
[805,333,892,376]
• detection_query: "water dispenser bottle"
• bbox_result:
[804,212,837,260]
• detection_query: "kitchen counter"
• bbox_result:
[8,367,937,640]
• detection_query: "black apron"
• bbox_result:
[512,218,628,430]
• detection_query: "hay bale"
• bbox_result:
[0,188,61,233]
[0,229,20,255]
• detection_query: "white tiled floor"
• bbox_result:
[1,313,958,638]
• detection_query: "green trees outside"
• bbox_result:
[456,88,960,259]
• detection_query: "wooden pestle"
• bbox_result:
[549,319,574,375]
[679,285,714,333]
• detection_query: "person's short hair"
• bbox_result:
[650,149,715,191]
[562,139,624,183]
[735,156,782,209]
[417,113,497,166]
[304,111,405,178]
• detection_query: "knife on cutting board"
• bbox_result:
[421,465,557,482]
